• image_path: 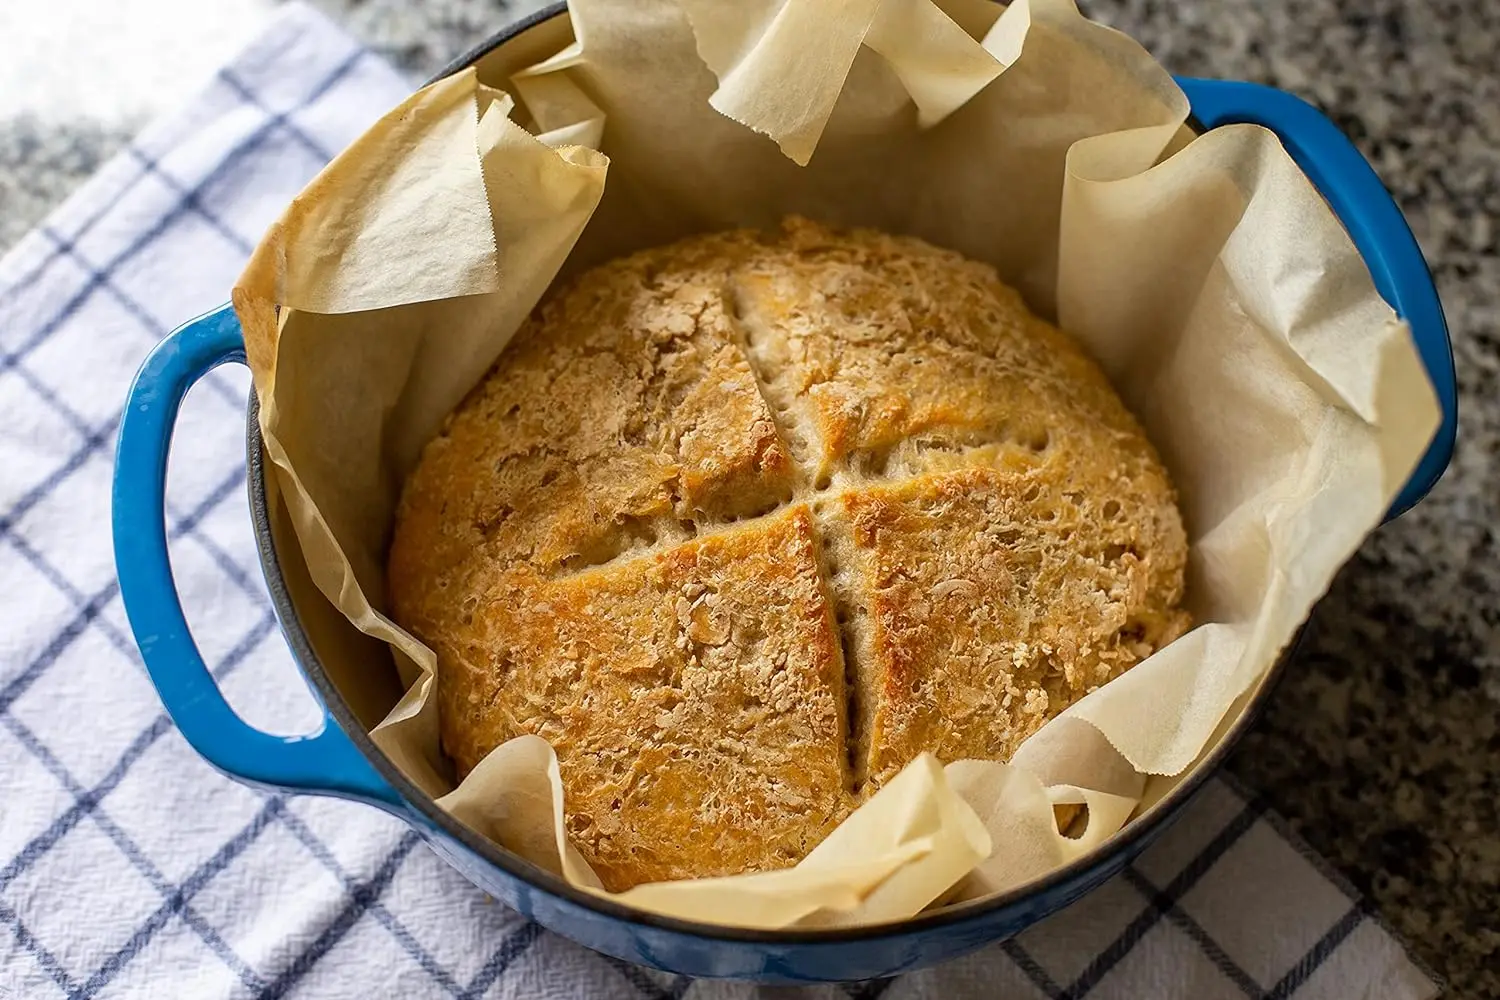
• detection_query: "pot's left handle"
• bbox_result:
[113,304,404,812]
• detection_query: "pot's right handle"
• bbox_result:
[113,304,405,812]
[1175,76,1457,520]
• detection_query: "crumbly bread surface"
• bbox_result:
[387,218,1190,891]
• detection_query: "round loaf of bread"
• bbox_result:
[387,217,1190,892]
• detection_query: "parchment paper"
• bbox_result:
[234,0,1440,929]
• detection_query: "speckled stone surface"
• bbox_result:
[0,117,137,254]
[2,0,1495,995]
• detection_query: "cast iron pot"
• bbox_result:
[111,4,1458,983]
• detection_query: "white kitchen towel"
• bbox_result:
[0,4,1442,999]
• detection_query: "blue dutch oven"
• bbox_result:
[111,4,1458,984]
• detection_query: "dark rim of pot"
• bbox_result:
[244,3,1283,946]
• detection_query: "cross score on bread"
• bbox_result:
[387,218,1189,893]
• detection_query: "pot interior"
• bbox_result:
[252,3,1282,930]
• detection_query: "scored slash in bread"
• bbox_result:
[387,217,1190,891]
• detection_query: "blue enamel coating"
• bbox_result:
[112,304,404,811]
[1175,77,1458,518]
[111,71,1459,983]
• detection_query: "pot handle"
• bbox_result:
[1174,77,1457,520]
[113,305,404,812]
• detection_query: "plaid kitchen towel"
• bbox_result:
[0,4,1442,998]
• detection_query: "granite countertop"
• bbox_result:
[2,0,1495,995]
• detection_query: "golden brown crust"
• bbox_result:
[838,466,1189,789]
[388,217,1190,890]
[422,507,851,891]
